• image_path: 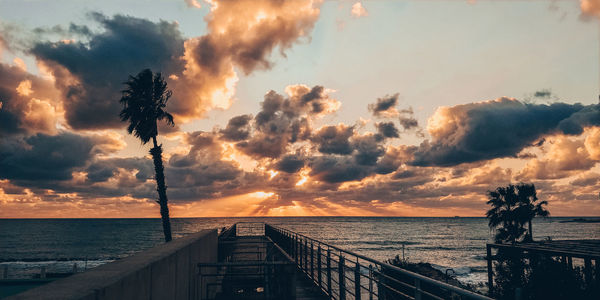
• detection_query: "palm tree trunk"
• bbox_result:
[151,136,172,242]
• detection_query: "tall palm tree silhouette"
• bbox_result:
[486,183,549,243]
[120,69,174,242]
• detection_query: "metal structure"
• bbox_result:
[266,223,492,300]
[198,222,326,300]
[198,222,491,300]
[486,239,600,293]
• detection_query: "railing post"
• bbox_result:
[355,259,361,300]
[304,239,308,271]
[414,278,421,300]
[310,242,314,280]
[327,249,332,296]
[295,234,299,263]
[317,245,322,289]
[289,233,293,256]
[486,244,493,294]
[368,264,373,300]
[339,254,346,300]
[299,236,303,269]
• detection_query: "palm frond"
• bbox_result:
[118,69,175,144]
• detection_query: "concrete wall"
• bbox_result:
[7,229,218,300]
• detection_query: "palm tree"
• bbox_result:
[486,184,524,244]
[515,183,549,241]
[119,69,174,242]
[486,183,549,243]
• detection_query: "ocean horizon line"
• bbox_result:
[1,215,599,220]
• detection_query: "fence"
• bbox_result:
[265,224,491,300]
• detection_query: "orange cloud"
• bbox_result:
[580,0,600,18]
[351,2,368,18]
[171,0,322,121]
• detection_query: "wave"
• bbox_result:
[352,240,421,246]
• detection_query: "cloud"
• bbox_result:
[220,114,252,141]
[176,0,322,120]
[312,124,354,155]
[235,84,338,159]
[368,93,399,117]
[309,156,370,183]
[184,0,202,9]
[580,0,600,19]
[517,131,599,180]
[412,97,600,166]
[398,106,420,132]
[27,1,323,129]
[0,62,61,136]
[0,132,95,182]
[351,2,369,18]
[534,89,552,98]
[351,133,386,165]
[31,14,186,130]
[375,122,399,138]
[275,154,305,173]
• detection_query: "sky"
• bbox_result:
[0,0,599,218]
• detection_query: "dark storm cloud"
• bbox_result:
[375,122,399,138]
[234,86,334,159]
[412,98,600,166]
[399,117,419,130]
[275,154,305,173]
[351,134,386,165]
[220,114,252,141]
[0,133,94,181]
[534,89,552,98]
[299,85,329,114]
[368,93,398,116]
[0,63,58,136]
[303,145,413,184]
[32,23,93,37]
[397,107,419,132]
[31,13,185,129]
[86,157,153,183]
[308,156,370,183]
[311,125,354,155]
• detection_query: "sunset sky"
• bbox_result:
[0,0,599,218]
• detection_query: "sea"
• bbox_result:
[1,217,599,285]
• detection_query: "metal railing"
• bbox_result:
[266,224,492,300]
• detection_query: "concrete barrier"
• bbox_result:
[7,229,218,300]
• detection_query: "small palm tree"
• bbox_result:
[486,183,549,243]
[514,183,549,241]
[120,69,174,242]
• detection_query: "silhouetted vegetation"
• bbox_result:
[491,251,598,300]
[119,69,174,242]
[486,183,599,299]
[486,183,548,243]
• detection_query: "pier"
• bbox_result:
[7,222,491,300]
[203,222,489,300]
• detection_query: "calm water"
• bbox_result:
[0,217,598,284]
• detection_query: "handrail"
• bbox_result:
[266,223,492,300]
